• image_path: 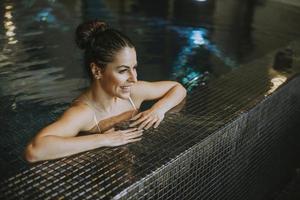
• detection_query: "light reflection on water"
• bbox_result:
[1,0,84,107]
[0,0,300,180]
[0,0,300,107]
[169,26,238,91]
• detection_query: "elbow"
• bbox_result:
[176,82,187,98]
[24,139,45,163]
[24,144,39,163]
[182,84,187,97]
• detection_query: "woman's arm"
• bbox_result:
[130,81,187,130]
[25,105,143,162]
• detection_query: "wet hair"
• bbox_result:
[75,20,135,80]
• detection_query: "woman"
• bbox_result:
[25,20,186,162]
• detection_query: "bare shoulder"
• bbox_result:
[60,102,95,130]
[36,102,95,138]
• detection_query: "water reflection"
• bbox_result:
[3,3,18,44]
[170,26,237,91]
[0,0,300,188]
[0,0,299,107]
[267,68,288,95]
[266,48,294,95]
[0,0,84,106]
[35,8,56,23]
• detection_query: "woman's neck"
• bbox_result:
[88,80,118,113]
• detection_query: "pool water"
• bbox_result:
[1,0,300,179]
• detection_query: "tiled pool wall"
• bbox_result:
[1,45,300,199]
[1,1,300,199]
[116,75,300,200]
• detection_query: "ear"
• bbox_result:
[90,63,102,79]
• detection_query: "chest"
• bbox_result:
[86,99,140,133]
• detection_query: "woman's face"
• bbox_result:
[100,47,138,99]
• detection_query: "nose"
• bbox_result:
[128,69,137,83]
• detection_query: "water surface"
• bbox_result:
[1,0,300,179]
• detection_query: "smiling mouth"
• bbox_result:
[120,86,131,89]
[120,86,131,92]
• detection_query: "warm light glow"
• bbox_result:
[5,5,13,10]
[3,4,18,44]
[6,31,15,37]
[8,40,18,44]
[6,25,16,31]
[5,11,12,19]
[5,21,13,27]
[267,75,287,94]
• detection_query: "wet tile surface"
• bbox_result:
[1,42,300,199]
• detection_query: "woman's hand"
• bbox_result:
[129,108,165,130]
[102,128,143,147]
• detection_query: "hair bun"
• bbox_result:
[75,20,108,50]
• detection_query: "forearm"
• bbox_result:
[25,134,108,162]
[151,83,186,114]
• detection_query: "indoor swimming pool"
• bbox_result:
[1,0,300,199]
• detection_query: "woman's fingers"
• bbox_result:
[121,129,143,135]
[137,117,153,130]
[122,130,143,144]
[120,129,143,137]
[154,118,162,128]
[127,138,142,143]
[130,115,148,127]
[105,128,143,146]
[131,112,142,121]
[126,131,143,139]
[120,128,138,134]
[144,118,157,130]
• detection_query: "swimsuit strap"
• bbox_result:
[73,98,101,133]
[93,114,101,133]
[73,95,137,132]
[128,96,137,111]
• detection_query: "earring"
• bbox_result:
[95,75,101,79]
